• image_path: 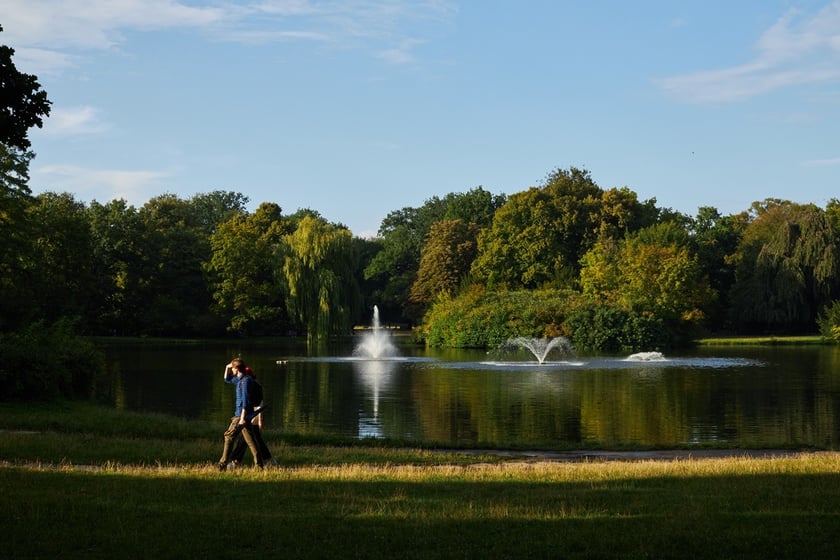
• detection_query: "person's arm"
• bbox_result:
[223,363,235,383]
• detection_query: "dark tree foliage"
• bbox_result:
[366,187,505,324]
[0,25,51,151]
[729,200,839,333]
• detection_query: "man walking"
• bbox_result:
[218,358,263,470]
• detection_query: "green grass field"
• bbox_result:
[2,402,838,559]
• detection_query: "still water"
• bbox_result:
[98,337,840,448]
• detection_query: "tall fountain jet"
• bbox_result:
[354,305,398,359]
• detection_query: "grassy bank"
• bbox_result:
[696,335,827,345]
[2,403,839,559]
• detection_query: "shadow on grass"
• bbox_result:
[3,467,839,560]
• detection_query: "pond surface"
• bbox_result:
[97,337,840,448]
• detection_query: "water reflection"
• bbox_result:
[97,342,840,449]
[353,358,397,439]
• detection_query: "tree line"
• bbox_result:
[3,23,840,376]
[5,169,840,343]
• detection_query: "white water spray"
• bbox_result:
[353,306,398,359]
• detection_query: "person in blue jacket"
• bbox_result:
[217,358,263,470]
[229,366,276,467]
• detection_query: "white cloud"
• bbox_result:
[7,46,81,76]
[0,0,226,49]
[38,106,108,136]
[31,164,170,204]
[0,0,457,71]
[802,156,840,167]
[377,38,424,65]
[657,1,840,102]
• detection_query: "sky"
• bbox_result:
[3,1,840,238]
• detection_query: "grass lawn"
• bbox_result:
[1,402,838,559]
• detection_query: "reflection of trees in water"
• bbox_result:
[102,342,840,447]
[410,370,583,445]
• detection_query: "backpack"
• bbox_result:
[247,376,264,406]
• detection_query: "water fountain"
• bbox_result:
[626,351,666,361]
[353,305,398,359]
[502,336,574,364]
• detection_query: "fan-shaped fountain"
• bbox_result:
[353,305,398,359]
[502,336,573,364]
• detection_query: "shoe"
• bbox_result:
[226,461,238,471]
[217,462,226,471]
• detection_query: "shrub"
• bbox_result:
[419,287,580,348]
[0,318,105,401]
[566,303,671,353]
[817,300,840,343]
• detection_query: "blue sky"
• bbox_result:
[3,1,840,237]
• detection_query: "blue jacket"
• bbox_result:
[224,373,256,418]
[235,375,256,417]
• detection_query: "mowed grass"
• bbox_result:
[2,403,839,559]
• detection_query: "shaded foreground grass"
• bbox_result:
[2,403,839,559]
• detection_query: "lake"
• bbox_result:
[97,336,840,448]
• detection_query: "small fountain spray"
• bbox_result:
[502,336,573,364]
[353,305,398,359]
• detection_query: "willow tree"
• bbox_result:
[284,215,360,345]
[729,200,839,332]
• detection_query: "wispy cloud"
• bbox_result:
[0,0,457,72]
[31,164,171,204]
[657,1,840,102]
[802,156,840,167]
[38,106,108,136]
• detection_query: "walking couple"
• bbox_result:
[217,357,276,470]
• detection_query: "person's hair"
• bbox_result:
[231,357,244,368]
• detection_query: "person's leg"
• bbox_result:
[218,418,243,467]
[240,423,264,467]
[249,424,274,463]
[230,434,247,464]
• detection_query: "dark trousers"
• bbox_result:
[231,423,272,464]
[219,417,263,467]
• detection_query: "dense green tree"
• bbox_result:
[85,199,147,333]
[410,219,480,305]
[136,194,220,335]
[26,193,98,327]
[442,186,507,229]
[0,146,35,330]
[365,187,504,323]
[188,190,249,235]
[1,28,50,333]
[205,202,292,334]
[471,167,658,289]
[0,25,51,151]
[580,222,714,336]
[688,207,746,329]
[729,200,839,332]
[353,235,387,324]
[284,215,360,344]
